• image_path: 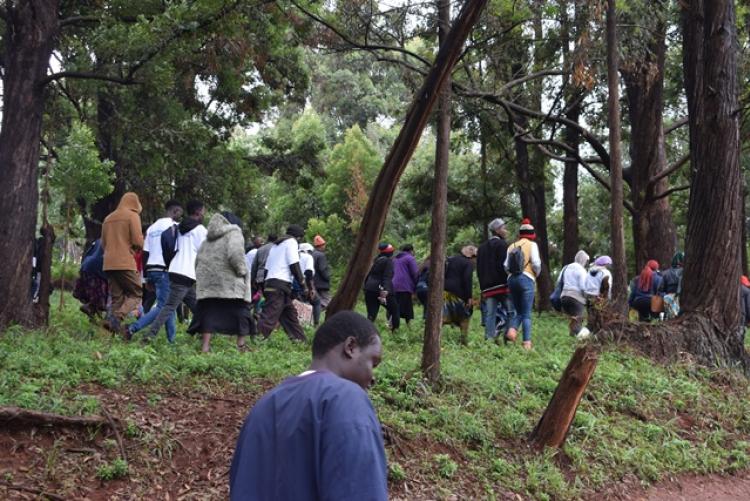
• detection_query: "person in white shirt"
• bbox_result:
[503,218,542,350]
[245,236,264,274]
[141,200,207,344]
[127,200,183,342]
[258,225,314,341]
[298,243,316,297]
[560,250,589,337]
[585,255,613,300]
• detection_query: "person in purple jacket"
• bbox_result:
[392,243,419,327]
[229,311,387,501]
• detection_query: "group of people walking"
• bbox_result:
[73,193,333,352]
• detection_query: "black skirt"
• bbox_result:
[187,298,256,336]
[396,291,414,321]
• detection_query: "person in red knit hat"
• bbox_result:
[503,218,541,350]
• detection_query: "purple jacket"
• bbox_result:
[392,251,419,293]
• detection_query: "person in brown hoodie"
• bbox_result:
[101,192,144,332]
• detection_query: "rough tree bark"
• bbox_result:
[529,344,599,448]
[0,1,60,329]
[421,0,451,384]
[606,0,628,314]
[622,12,678,272]
[596,0,749,372]
[326,0,490,317]
[560,0,582,265]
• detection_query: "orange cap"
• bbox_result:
[313,235,326,247]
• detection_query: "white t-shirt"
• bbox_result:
[245,248,258,275]
[168,224,208,280]
[143,217,176,269]
[264,237,300,283]
[299,252,315,276]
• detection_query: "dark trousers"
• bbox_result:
[631,296,653,322]
[146,280,196,339]
[395,292,414,322]
[258,287,306,341]
[364,291,400,330]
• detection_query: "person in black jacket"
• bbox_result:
[443,245,477,345]
[476,218,513,342]
[363,243,399,331]
[311,235,331,326]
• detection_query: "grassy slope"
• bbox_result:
[2,294,750,500]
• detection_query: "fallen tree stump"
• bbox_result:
[529,344,600,449]
[0,406,120,429]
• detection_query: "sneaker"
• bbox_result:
[522,341,532,351]
[576,327,592,340]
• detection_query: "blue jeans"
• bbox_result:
[483,294,515,340]
[129,271,176,342]
[508,274,535,342]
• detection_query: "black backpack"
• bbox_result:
[507,244,527,275]
[160,224,179,267]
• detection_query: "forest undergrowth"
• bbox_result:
[2,293,750,500]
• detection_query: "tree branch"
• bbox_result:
[650,184,690,202]
[512,126,635,215]
[41,71,138,87]
[664,116,688,135]
[647,153,690,188]
[286,0,431,66]
[59,15,100,27]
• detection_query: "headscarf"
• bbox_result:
[638,259,660,292]
[461,245,478,258]
[574,250,589,267]
[594,255,612,267]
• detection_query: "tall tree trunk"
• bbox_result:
[680,0,743,334]
[326,0,490,317]
[560,0,581,265]
[742,185,748,276]
[0,2,59,329]
[597,0,748,371]
[422,0,451,384]
[85,89,125,244]
[622,12,677,272]
[606,0,628,313]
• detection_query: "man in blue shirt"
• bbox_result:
[230,311,387,501]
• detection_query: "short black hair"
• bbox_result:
[165,199,181,211]
[186,200,204,216]
[401,243,414,252]
[312,311,379,358]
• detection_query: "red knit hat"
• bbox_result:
[519,218,536,239]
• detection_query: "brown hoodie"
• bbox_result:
[102,192,144,271]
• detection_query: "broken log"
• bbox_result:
[0,406,120,429]
[528,344,599,449]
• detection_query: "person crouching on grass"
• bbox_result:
[230,311,387,501]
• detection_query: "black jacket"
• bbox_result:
[476,236,509,293]
[364,255,394,293]
[741,285,750,326]
[444,255,474,302]
[312,250,331,291]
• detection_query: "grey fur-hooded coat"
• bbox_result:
[195,214,252,302]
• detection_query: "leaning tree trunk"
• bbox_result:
[622,12,678,272]
[597,0,748,371]
[326,0,490,317]
[0,2,59,329]
[422,0,451,384]
[606,0,628,314]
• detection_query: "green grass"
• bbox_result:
[3,292,750,498]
